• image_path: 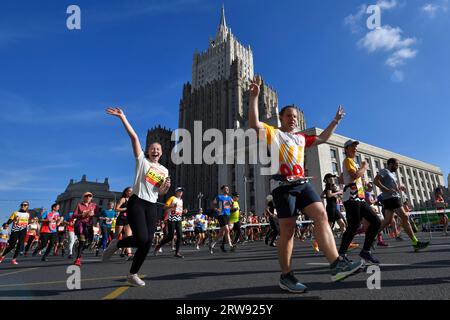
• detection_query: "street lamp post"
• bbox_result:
[243,176,247,214]
[197,192,204,210]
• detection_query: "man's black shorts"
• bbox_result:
[383,197,402,211]
[218,215,230,227]
[194,227,205,234]
[272,182,321,219]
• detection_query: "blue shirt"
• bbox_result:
[215,195,233,216]
[101,209,116,228]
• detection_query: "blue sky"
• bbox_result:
[0,0,449,221]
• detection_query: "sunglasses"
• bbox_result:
[21,204,29,207]
[84,195,93,198]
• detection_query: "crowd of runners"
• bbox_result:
[1,80,449,292]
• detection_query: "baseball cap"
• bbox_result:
[175,187,185,192]
[83,192,93,197]
[232,192,239,197]
[344,140,359,149]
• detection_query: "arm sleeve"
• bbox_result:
[165,196,174,207]
[7,211,17,224]
[303,134,317,148]
[261,122,275,145]
[343,158,357,175]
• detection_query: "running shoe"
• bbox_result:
[312,240,319,252]
[230,245,236,252]
[220,244,227,253]
[11,259,18,265]
[171,247,176,251]
[348,242,360,251]
[0,256,5,263]
[127,274,145,287]
[331,258,364,282]
[41,256,48,262]
[359,250,380,265]
[413,241,429,252]
[126,254,134,261]
[377,241,389,247]
[102,239,119,262]
[67,254,73,259]
[174,253,184,259]
[270,243,277,247]
[153,245,161,256]
[74,258,81,266]
[279,271,308,293]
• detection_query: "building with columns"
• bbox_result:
[303,128,445,210]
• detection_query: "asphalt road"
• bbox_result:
[0,232,449,300]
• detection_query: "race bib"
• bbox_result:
[145,165,166,188]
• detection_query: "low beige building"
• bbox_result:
[304,128,445,210]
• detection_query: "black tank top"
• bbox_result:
[325,183,337,207]
[118,198,128,217]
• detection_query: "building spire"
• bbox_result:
[215,4,228,44]
[220,4,227,28]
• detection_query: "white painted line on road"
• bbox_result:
[0,267,39,277]
[306,263,408,266]
[0,275,127,288]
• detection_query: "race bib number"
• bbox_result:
[145,166,165,188]
[58,226,65,232]
[18,217,28,227]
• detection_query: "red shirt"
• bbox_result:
[72,202,99,226]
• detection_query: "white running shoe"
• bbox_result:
[158,248,163,253]
[196,245,200,250]
[127,274,145,287]
[102,239,119,262]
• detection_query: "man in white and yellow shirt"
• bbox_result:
[339,140,381,265]
[248,75,363,293]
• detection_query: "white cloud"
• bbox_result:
[358,26,418,69]
[344,0,399,33]
[358,25,416,53]
[386,48,417,67]
[377,0,398,10]
[421,1,449,17]
[344,5,368,33]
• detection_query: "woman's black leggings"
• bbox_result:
[266,218,279,245]
[33,233,57,257]
[232,221,242,244]
[339,200,381,254]
[2,229,27,259]
[117,195,158,274]
[24,235,36,254]
[158,221,182,254]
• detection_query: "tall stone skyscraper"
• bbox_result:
[176,6,306,214]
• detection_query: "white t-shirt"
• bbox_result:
[133,152,169,203]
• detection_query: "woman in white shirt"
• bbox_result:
[103,107,171,287]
